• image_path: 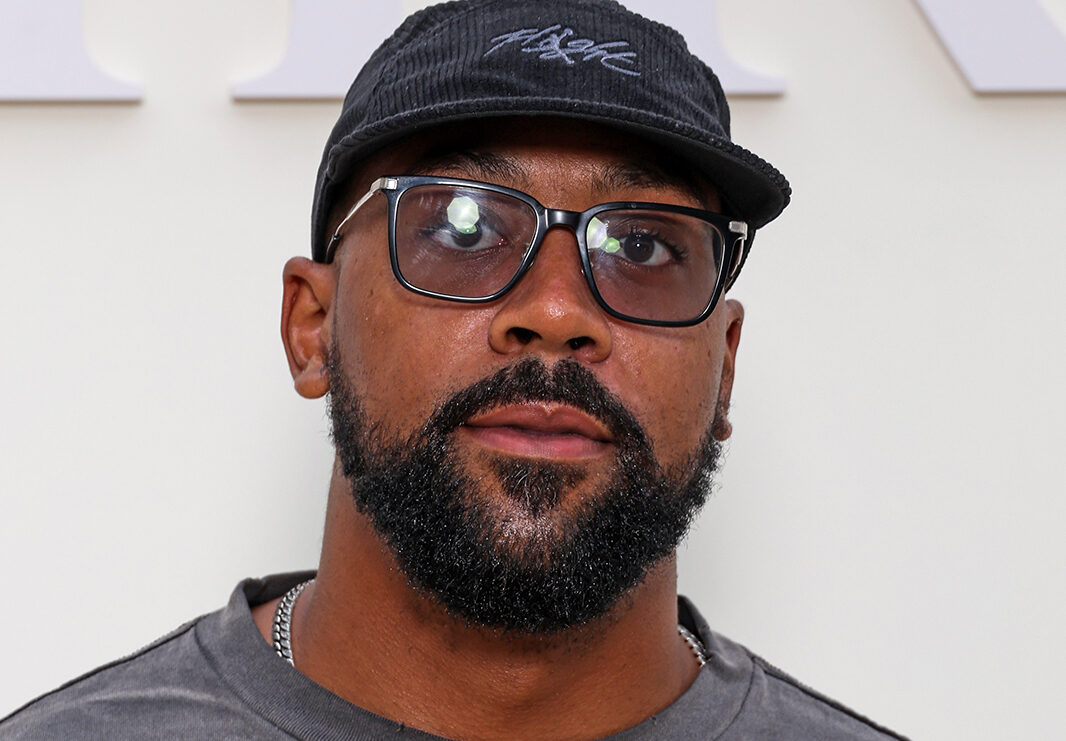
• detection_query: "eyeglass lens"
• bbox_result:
[394,184,724,323]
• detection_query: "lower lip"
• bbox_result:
[459,425,609,459]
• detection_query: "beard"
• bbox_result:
[327,348,723,634]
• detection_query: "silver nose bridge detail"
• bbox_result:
[544,208,583,231]
[524,208,589,278]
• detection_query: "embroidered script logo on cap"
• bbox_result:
[484,24,640,77]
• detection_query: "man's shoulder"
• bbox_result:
[0,574,310,741]
[735,652,907,741]
[0,573,324,741]
[680,598,908,741]
[0,617,226,739]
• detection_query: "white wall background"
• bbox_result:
[3,1,1065,738]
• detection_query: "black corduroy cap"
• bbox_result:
[311,0,790,263]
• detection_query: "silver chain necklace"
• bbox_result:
[271,579,310,666]
[677,624,708,667]
[272,579,707,668]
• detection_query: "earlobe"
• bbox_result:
[281,257,336,399]
[712,299,744,441]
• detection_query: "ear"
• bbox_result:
[712,299,744,441]
[281,257,335,399]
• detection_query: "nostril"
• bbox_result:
[568,336,592,351]
[511,327,536,344]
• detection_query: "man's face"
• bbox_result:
[319,119,743,632]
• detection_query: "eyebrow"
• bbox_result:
[407,150,716,210]
[597,161,714,210]
[408,150,525,183]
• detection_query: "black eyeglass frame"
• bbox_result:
[325,175,753,328]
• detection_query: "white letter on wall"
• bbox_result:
[914,0,1066,92]
[619,0,786,95]
[0,0,141,102]
[232,0,403,100]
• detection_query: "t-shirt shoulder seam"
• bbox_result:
[752,655,910,740]
[191,620,302,740]
[709,649,759,740]
[0,617,203,725]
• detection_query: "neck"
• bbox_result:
[255,471,701,741]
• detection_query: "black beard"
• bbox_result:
[327,350,722,634]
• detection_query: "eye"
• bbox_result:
[424,194,504,251]
[587,216,684,267]
[617,230,673,265]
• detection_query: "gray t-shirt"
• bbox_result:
[1,573,906,740]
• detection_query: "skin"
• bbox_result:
[253,119,745,741]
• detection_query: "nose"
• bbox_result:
[487,225,613,363]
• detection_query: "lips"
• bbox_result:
[460,404,613,459]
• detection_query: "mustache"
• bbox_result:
[425,357,650,451]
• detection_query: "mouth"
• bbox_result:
[459,403,614,460]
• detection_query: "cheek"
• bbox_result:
[333,259,492,434]
[612,329,722,463]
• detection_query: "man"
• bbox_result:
[1,1,904,738]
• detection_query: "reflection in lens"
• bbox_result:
[588,217,621,254]
[447,195,480,235]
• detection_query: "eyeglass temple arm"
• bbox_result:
[324,176,398,263]
[724,220,751,291]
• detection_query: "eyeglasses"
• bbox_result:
[325,175,751,327]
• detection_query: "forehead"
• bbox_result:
[332,118,720,227]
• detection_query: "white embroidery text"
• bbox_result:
[485,25,641,77]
